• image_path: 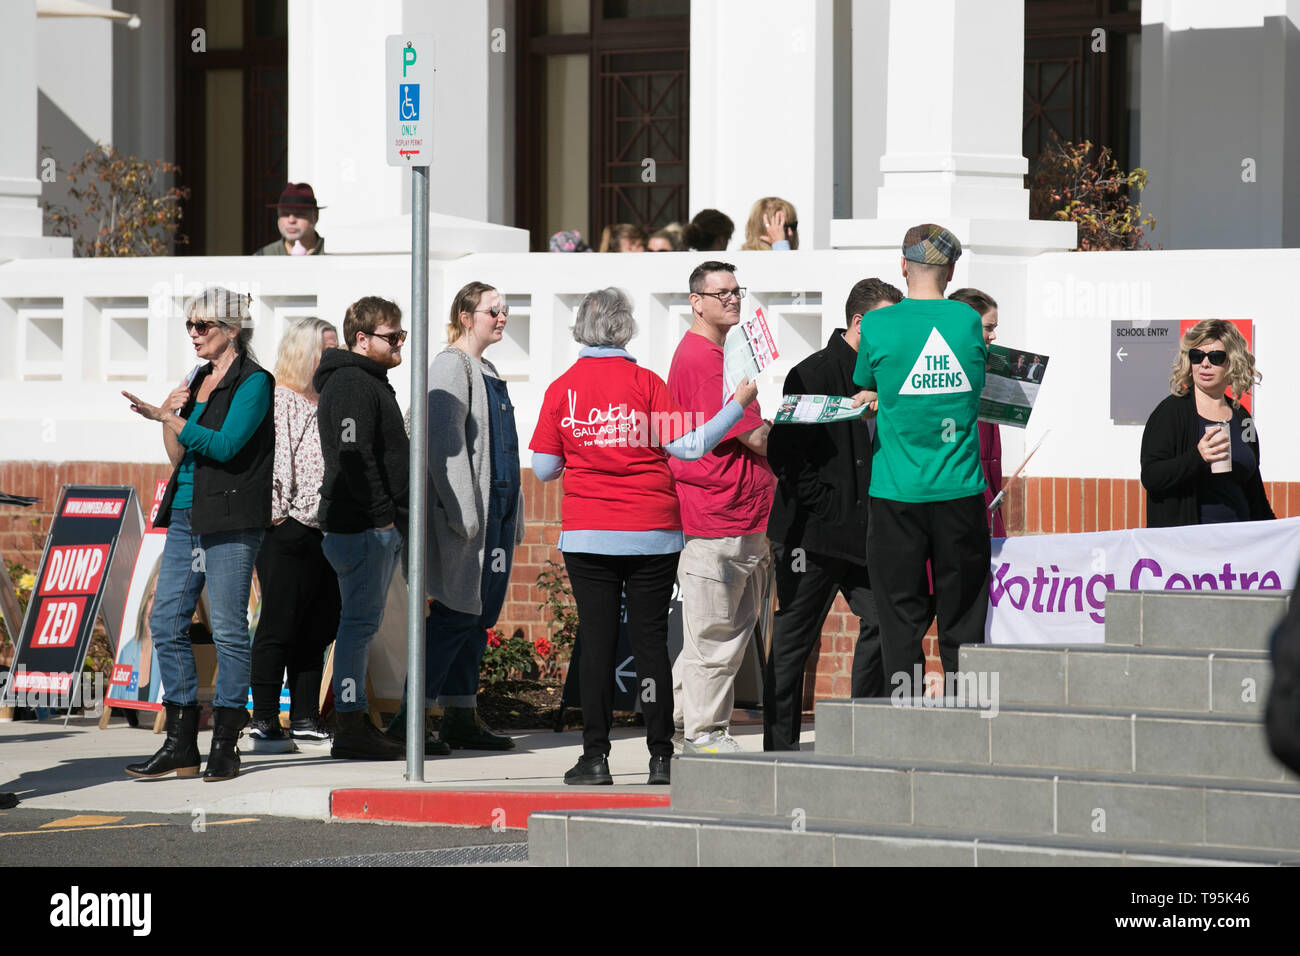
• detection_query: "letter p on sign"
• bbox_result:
[403,43,417,76]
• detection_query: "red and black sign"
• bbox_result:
[4,486,141,708]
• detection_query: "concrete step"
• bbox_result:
[957,643,1271,715]
[527,807,1300,867]
[1103,589,1288,652]
[668,751,1300,851]
[813,699,1296,783]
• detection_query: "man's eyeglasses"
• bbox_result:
[185,319,219,334]
[1188,348,1228,367]
[694,287,747,303]
[475,305,510,319]
[367,329,408,347]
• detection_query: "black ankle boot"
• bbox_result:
[126,703,201,779]
[204,707,250,782]
[332,709,404,761]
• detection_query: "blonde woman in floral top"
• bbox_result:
[248,317,340,751]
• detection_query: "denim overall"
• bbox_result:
[424,371,520,705]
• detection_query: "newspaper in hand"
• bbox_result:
[979,344,1049,428]
[723,305,779,400]
[774,394,869,425]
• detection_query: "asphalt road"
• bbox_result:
[0,806,526,867]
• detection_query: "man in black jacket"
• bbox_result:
[763,278,902,751]
[315,296,409,760]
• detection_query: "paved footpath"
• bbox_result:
[0,716,798,824]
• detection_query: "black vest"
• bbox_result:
[155,351,275,535]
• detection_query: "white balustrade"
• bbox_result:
[2,247,1299,485]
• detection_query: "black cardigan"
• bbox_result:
[1139,392,1274,528]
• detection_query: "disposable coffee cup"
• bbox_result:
[1205,423,1231,473]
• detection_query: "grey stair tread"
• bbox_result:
[961,643,1270,661]
[951,644,1272,714]
[674,750,1300,794]
[1102,590,1288,651]
[822,697,1266,722]
[528,807,1300,865]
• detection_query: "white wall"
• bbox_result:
[1024,248,1300,483]
[289,0,515,237]
[1139,3,1300,248]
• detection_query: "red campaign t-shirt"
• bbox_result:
[530,356,695,532]
[667,332,775,537]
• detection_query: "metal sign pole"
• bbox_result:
[406,165,430,781]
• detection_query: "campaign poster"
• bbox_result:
[107,480,169,711]
[4,486,142,712]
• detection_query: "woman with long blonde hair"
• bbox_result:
[741,196,799,250]
[247,317,340,752]
[1140,319,1274,527]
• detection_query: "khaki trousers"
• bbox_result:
[672,532,772,739]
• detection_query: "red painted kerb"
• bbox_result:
[331,789,670,828]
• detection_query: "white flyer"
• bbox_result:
[723,305,779,399]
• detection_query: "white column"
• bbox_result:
[288,0,406,232]
[0,0,71,259]
[832,0,1075,253]
[288,0,523,254]
[850,0,891,219]
[690,0,837,248]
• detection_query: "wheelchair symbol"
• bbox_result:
[400,84,420,122]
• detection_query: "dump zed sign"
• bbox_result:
[4,486,141,708]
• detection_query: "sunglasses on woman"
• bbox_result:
[1188,348,1228,366]
[185,319,220,334]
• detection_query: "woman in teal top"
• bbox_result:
[121,287,275,782]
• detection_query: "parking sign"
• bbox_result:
[386,35,435,166]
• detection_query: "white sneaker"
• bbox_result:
[682,730,742,754]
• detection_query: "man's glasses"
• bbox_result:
[367,329,408,347]
[475,305,510,319]
[185,319,219,334]
[695,287,747,303]
[1188,348,1228,367]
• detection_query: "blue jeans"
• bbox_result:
[150,508,263,709]
[323,527,403,713]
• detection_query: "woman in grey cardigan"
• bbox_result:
[419,281,525,750]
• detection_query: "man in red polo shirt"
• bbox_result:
[668,261,777,753]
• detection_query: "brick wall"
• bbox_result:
[6,463,1300,707]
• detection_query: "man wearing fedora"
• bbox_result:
[255,183,326,256]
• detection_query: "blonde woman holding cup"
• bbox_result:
[1141,319,1275,528]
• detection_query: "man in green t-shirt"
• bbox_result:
[853,223,990,690]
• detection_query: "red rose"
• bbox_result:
[534,637,553,658]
